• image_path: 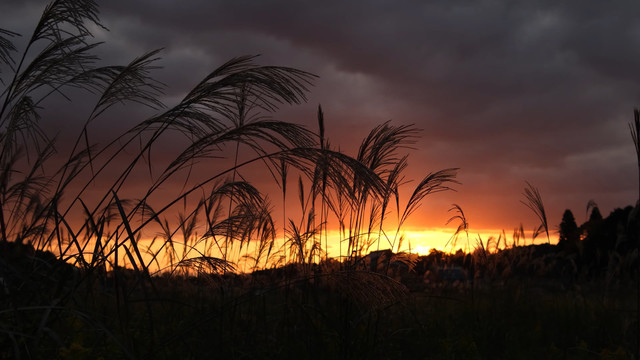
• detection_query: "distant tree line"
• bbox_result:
[558,205,639,277]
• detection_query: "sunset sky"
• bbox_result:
[2,0,639,253]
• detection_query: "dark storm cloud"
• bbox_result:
[99,1,640,143]
[2,0,638,229]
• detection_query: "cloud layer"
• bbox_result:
[2,0,638,234]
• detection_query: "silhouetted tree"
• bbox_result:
[581,206,604,273]
[579,206,640,275]
[600,205,639,275]
[584,206,604,241]
[558,209,579,253]
[589,206,603,223]
[627,205,640,254]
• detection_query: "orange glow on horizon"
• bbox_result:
[63,226,559,274]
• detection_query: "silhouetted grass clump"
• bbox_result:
[0,1,638,359]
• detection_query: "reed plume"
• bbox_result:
[521,181,549,244]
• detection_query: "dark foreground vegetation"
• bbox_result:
[1,236,638,359]
[1,1,639,359]
[2,202,639,359]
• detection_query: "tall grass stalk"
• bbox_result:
[446,203,469,252]
[630,110,640,203]
[521,181,550,244]
[630,109,640,360]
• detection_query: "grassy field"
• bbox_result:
[1,242,637,359]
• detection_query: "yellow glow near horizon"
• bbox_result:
[412,244,432,255]
[393,227,559,255]
[319,227,535,257]
[64,226,558,274]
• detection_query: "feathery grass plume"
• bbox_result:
[0,28,19,75]
[327,122,404,258]
[631,109,640,360]
[356,121,419,174]
[282,147,388,206]
[0,140,59,245]
[111,192,149,274]
[630,109,640,202]
[78,198,107,268]
[347,122,419,255]
[328,270,408,310]
[279,158,288,224]
[136,56,316,138]
[399,169,459,227]
[323,123,457,258]
[475,235,500,277]
[285,218,321,268]
[486,236,496,254]
[376,155,406,250]
[246,204,276,271]
[386,168,459,254]
[315,105,332,261]
[1,0,105,159]
[39,51,165,232]
[513,223,525,247]
[0,0,134,252]
[121,109,317,236]
[175,256,236,275]
[149,180,272,272]
[521,181,549,244]
[9,38,101,104]
[445,203,469,251]
[1,0,103,114]
[70,49,165,176]
[49,55,317,261]
[497,230,505,250]
[31,0,103,41]
[92,50,165,118]
[391,251,417,271]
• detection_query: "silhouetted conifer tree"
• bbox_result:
[581,206,604,273]
[558,209,579,253]
[601,207,632,254]
[582,206,603,242]
[589,207,603,223]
